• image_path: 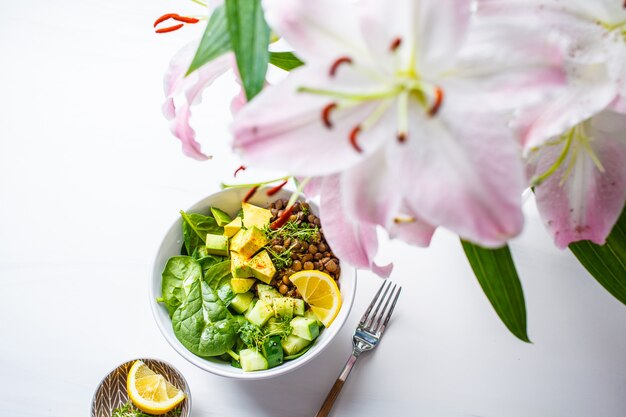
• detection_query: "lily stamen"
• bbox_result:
[349,126,363,152]
[389,37,402,52]
[397,91,409,143]
[427,87,444,117]
[394,216,416,224]
[154,13,200,33]
[329,56,353,77]
[322,103,338,128]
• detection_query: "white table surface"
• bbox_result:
[1,1,625,416]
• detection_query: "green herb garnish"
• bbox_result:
[111,401,182,417]
[238,319,292,352]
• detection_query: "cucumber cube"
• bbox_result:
[229,291,254,314]
[281,334,311,356]
[273,298,295,319]
[239,349,268,372]
[262,335,284,368]
[293,298,305,316]
[290,316,319,341]
[244,299,274,327]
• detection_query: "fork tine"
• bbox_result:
[376,285,401,334]
[364,281,393,328]
[370,283,398,332]
[359,280,389,325]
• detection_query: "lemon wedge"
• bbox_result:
[127,360,185,415]
[288,270,342,327]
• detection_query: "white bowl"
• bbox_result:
[150,187,356,380]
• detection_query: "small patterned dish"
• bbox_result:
[91,358,191,417]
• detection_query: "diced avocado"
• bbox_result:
[293,298,305,316]
[248,250,276,284]
[304,309,323,327]
[230,291,254,314]
[239,349,269,372]
[258,284,282,304]
[290,316,319,341]
[245,299,274,327]
[231,278,255,294]
[229,227,268,259]
[262,335,284,368]
[211,207,232,227]
[231,251,252,278]
[273,297,295,319]
[281,334,311,356]
[205,233,229,256]
[223,217,242,238]
[242,202,273,229]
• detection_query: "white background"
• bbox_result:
[1,1,625,416]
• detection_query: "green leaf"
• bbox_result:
[461,240,531,343]
[187,5,231,75]
[269,51,304,71]
[569,207,626,305]
[225,0,270,100]
[180,211,223,255]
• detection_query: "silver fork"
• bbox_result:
[315,280,402,417]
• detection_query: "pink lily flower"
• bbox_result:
[528,110,626,248]
[232,0,565,274]
[479,0,626,246]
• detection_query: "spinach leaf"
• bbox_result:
[172,279,238,357]
[159,256,202,317]
[205,260,235,306]
[180,210,223,255]
[191,246,225,275]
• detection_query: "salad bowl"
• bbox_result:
[150,187,357,380]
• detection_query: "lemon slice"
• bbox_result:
[289,270,342,327]
[127,360,185,415]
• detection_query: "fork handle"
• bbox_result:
[315,354,359,417]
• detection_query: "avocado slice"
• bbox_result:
[231,277,255,294]
[223,217,242,238]
[205,233,229,256]
[242,202,273,229]
[248,250,276,284]
[211,207,232,227]
[230,227,268,259]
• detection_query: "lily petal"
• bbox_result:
[391,100,525,247]
[232,66,392,176]
[163,44,233,160]
[416,0,473,75]
[262,0,367,64]
[320,174,393,277]
[340,149,402,227]
[529,111,626,247]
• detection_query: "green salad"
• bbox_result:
[157,200,332,372]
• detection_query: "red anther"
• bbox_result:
[266,180,289,196]
[397,132,407,143]
[428,87,444,117]
[389,37,402,52]
[329,56,353,77]
[154,13,178,27]
[233,165,246,177]
[321,103,338,128]
[270,205,294,230]
[155,24,184,33]
[172,15,199,24]
[243,186,259,203]
[349,126,363,153]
